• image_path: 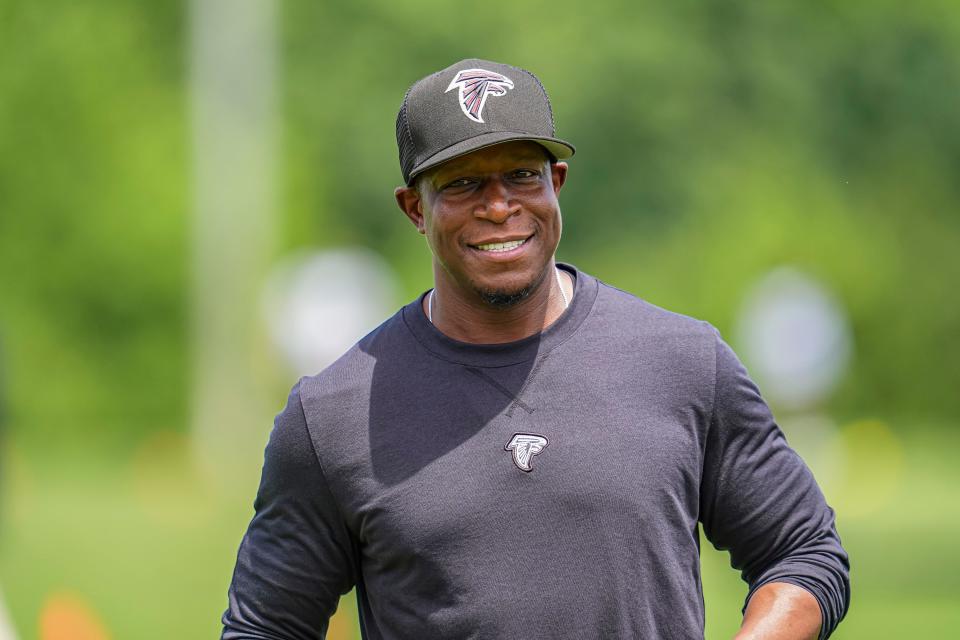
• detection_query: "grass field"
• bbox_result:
[1,421,957,639]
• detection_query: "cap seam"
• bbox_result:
[399,85,416,182]
[514,65,556,136]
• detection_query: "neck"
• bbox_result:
[425,262,572,344]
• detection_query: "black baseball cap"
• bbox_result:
[396,58,576,185]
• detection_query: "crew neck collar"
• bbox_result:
[401,263,598,368]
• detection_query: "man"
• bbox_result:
[223,59,850,639]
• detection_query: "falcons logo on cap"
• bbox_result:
[445,68,515,124]
[505,433,548,472]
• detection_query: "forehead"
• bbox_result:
[426,140,549,180]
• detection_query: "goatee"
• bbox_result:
[478,287,533,308]
[475,266,551,309]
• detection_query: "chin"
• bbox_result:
[476,285,534,308]
[471,264,551,308]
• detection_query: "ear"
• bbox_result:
[550,162,568,195]
[394,185,426,234]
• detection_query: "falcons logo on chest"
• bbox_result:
[446,68,515,124]
[505,433,548,472]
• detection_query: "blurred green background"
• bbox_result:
[1,0,959,638]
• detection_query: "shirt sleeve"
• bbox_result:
[699,330,851,639]
[222,380,358,639]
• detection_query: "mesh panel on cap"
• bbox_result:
[395,86,418,183]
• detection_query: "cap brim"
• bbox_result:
[407,131,575,185]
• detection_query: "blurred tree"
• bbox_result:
[0,0,188,445]
[0,0,957,449]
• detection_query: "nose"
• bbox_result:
[475,178,520,223]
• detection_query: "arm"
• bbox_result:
[222,381,358,639]
[700,330,850,640]
[734,582,822,640]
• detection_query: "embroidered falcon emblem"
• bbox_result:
[445,68,514,124]
[504,433,548,472]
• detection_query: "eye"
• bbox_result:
[440,177,475,191]
[511,169,540,181]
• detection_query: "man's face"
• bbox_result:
[395,141,568,306]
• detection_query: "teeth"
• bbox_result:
[475,239,525,252]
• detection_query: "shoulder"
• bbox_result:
[562,272,723,398]
[588,275,719,348]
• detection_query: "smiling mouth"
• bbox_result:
[470,236,532,253]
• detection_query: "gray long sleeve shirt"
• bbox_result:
[223,265,850,639]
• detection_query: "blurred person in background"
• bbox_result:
[222,59,849,639]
